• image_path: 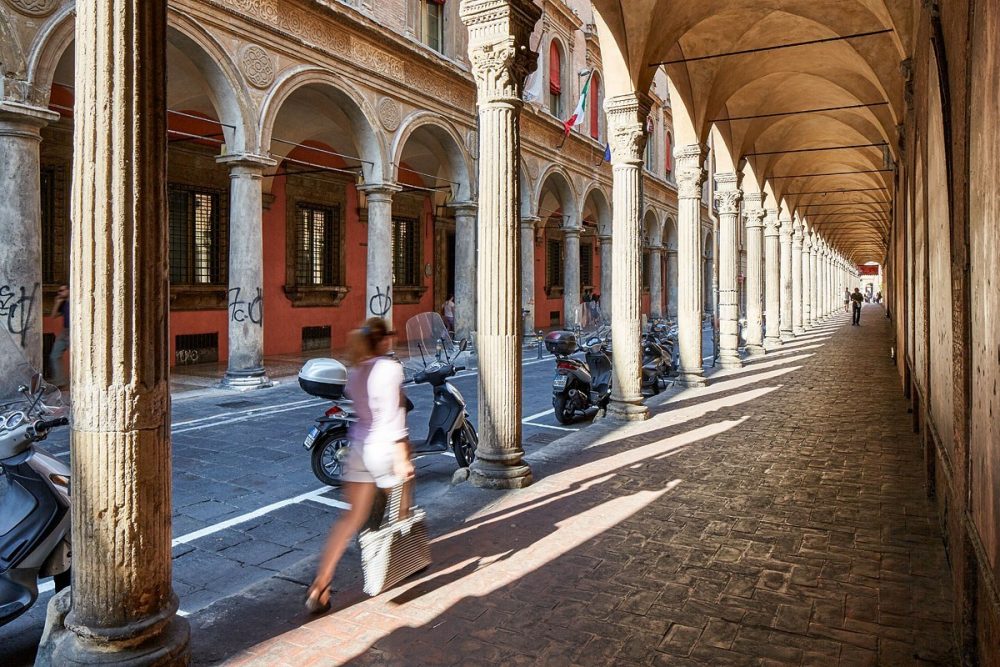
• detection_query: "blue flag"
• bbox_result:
[603,143,611,162]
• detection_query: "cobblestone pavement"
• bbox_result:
[205,305,954,666]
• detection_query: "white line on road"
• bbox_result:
[307,495,352,510]
[526,422,578,433]
[523,408,556,422]
[171,400,327,434]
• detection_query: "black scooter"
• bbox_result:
[641,333,671,395]
[545,330,613,424]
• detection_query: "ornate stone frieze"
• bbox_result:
[674,144,707,199]
[377,97,401,132]
[218,0,349,51]
[4,0,58,17]
[240,45,275,89]
[351,36,405,80]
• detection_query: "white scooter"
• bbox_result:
[0,329,71,628]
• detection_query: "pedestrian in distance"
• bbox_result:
[49,284,70,387]
[851,287,864,326]
[305,317,414,613]
[843,288,850,314]
[441,295,455,334]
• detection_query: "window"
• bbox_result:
[546,238,563,289]
[392,216,421,287]
[40,167,68,285]
[642,251,651,288]
[417,0,445,53]
[580,242,593,287]
[548,40,563,117]
[589,73,603,141]
[295,203,342,286]
[644,119,656,173]
[168,184,227,285]
[665,131,673,178]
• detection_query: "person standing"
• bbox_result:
[305,317,413,612]
[441,295,455,333]
[850,287,864,326]
[843,288,851,314]
[49,284,70,387]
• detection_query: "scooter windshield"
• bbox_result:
[404,312,456,374]
[0,327,63,416]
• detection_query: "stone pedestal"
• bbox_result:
[778,211,794,342]
[38,1,190,664]
[605,93,650,420]
[218,153,275,390]
[0,102,59,373]
[675,143,707,386]
[461,0,540,488]
[743,193,766,356]
[562,225,581,327]
[521,216,539,335]
[791,216,804,336]
[649,245,664,319]
[714,172,742,369]
[763,208,782,349]
[452,202,478,340]
[362,184,400,327]
[599,233,613,321]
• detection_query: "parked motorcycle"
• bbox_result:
[299,312,478,486]
[0,330,71,628]
[641,332,671,395]
[545,328,613,424]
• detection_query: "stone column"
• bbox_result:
[714,172,742,369]
[791,215,804,336]
[763,208,782,349]
[649,245,664,318]
[0,102,59,373]
[362,184,400,327]
[666,246,678,318]
[562,224,581,327]
[743,193,766,356]
[779,210,794,342]
[809,237,819,326]
[520,215,539,335]
[605,93,650,419]
[452,201,478,339]
[801,227,812,330]
[598,232,613,321]
[41,1,191,664]
[675,144,708,386]
[218,154,275,390]
[462,0,540,488]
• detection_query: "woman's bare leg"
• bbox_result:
[309,481,377,599]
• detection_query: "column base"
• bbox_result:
[745,344,766,357]
[792,327,805,336]
[780,332,795,343]
[678,370,706,387]
[718,354,743,369]
[469,459,533,489]
[38,590,190,667]
[220,367,272,391]
[763,337,783,350]
[605,399,649,422]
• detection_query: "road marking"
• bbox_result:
[523,408,555,422]
[526,422,578,433]
[307,495,352,510]
[171,400,327,434]
[171,398,321,428]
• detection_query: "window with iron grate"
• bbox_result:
[392,216,421,287]
[546,238,564,289]
[168,184,227,285]
[642,251,651,288]
[580,242,593,287]
[40,166,69,285]
[295,203,342,287]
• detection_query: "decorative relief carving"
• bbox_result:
[673,144,707,199]
[240,45,275,89]
[714,189,742,216]
[468,40,536,104]
[466,130,478,156]
[605,95,648,165]
[218,0,349,51]
[5,0,57,16]
[376,97,401,132]
[351,36,405,80]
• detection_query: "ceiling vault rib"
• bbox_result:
[785,187,888,195]
[711,102,889,123]
[768,168,893,179]
[746,142,887,157]
[650,28,894,66]
[798,201,891,208]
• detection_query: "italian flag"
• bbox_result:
[563,71,593,136]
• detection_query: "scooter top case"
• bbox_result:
[299,358,348,399]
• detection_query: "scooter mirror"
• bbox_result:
[459,339,469,352]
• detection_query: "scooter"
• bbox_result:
[641,333,671,395]
[545,330,613,424]
[299,312,478,486]
[0,332,71,628]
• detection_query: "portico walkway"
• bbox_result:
[205,305,954,666]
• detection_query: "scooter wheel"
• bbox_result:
[311,435,349,487]
[452,422,478,468]
[553,394,575,425]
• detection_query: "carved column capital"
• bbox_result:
[713,172,742,215]
[674,143,707,199]
[604,93,650,165]
[450,201,479,218]
[779,212,794,239]
[763,208,781,236]
[461,0,541,105]
[792,216,804,241]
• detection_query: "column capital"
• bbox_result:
[763,208,781,236]
[0,100,60,131]
[778,212,794,239]
[803,230,813,250]
[562,225,582,238]
[216,152,276,173]
[744,206,766,229]
[597,233,612,243]
[604,93,651,165]
[674,143,707,199]
[359,182,402,201]
[649,244,665,254]
[449,201,479,217]
[461,0,541,105]
[792,216,804,241]
[713,172,742,215]
[743,191,766,209]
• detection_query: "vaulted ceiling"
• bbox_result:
[591,0,916,264]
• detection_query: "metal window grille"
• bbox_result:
[168,184,227,285]
[302,325,332,352]
[295,203,342,286]
[40,167,68,285]
[580,242,593,287]
[392,216,421,287]
[642,251,651,288]
[546,238,563,288]
[175,332,219,366]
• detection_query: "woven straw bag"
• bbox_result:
[358,484,431,596]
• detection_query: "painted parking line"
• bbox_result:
[522,408,579,433]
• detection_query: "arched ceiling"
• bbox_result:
[591,0,915,264]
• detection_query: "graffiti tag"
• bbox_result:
[0,283,38,346]
[228,287,263,325]
[369,285,392,318]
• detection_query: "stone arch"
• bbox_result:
[0,5,26,80]
[519,165,535,218]
[24,3,74,100]
[580,183,611,236]
[643,207,661,246]
[390,112,474,202]
[663,213,678,250]
[259,66,388,184]
[534,163,579,227]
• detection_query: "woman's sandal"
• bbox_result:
[305,582,332,614]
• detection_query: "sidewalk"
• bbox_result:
[190,308,954,666]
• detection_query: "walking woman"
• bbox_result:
[305,317,414,612]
